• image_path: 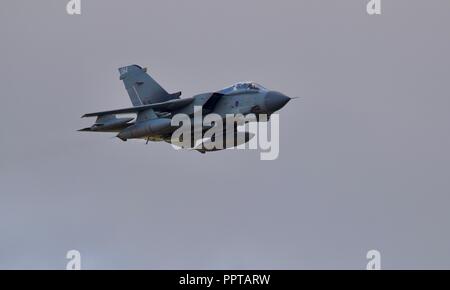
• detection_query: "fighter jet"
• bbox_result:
[80,65,291,152]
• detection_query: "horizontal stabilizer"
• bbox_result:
[78,115,134,132]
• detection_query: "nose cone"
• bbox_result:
[264,91,291,113]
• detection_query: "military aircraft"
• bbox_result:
[79,65,291,153]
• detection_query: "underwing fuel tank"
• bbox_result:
[117,118,172,141]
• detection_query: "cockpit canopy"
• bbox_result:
[218,82,267,95]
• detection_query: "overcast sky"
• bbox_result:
[1,0,449,269]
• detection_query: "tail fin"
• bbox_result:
[118,65,181,106]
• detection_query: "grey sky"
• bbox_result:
[0,0,449,269]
